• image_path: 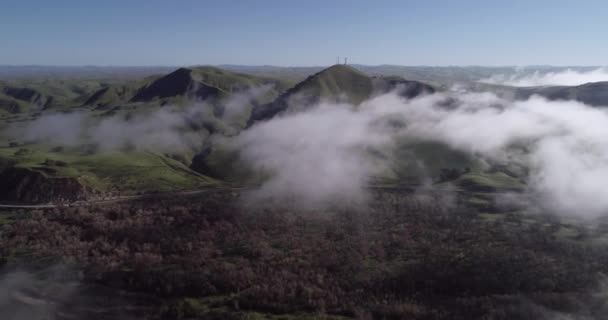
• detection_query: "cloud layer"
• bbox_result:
[8,83,608,217]
[480,67,608,87]
[6,85,271,153]
[237,92,608,216]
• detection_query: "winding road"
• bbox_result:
[0,186,248,209]
[0,184,510,209]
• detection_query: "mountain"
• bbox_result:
[249,64,434,123]
[129,66,290,103]
[0,66,294,114]
[130,68,223,102]
[195,65,436,181]
[0,66,299,201]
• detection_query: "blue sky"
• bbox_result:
[2,0,607,66]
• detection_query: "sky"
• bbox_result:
[2,0,607,66]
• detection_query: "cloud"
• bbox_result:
[0,265,78,320]
[480,67,608,87]
[7,106,211,153]
[221,83,275,129]
[235,102,392,208]
[90,105,211,153]
[5,85,275,153]
[16,112,88,145]
[236,91,608,216]
[9,82,608,217]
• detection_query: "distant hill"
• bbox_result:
[249,64,434,123]
[0,65,176,80]
[514,81,608,107]
[82,84,137,109]
[83,66,292,107]
[0,79,110,113]
[460,81,608,107]
[130,67,225,102]
[0,64,545,202]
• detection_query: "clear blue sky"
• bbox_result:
[2,0,607,66]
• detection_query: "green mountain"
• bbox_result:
[0,64,529,203]
[0,66,297,201]
[129,66,290,103]
[249,64,434,123]
[131,68,224,102]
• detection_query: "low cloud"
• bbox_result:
[480,67,608,87]
[9,82,608,217]
[8,105,211,153]
[235,102,392,208]
[0,265,78,320]
[6,85,273,153]
[237,91,608,216]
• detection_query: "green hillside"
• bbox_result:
[0,143,216,201]
[82,84,138,109]
[0,66,297,201]
[0,64,531,202]
[130,66,291,103]
[249,64,434,123]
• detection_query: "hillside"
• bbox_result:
[0,142,217,202]
[0,66,293,114]
[0,66,298,201]
[0,64,542,203]
[82,84,137,109]
[130,66,291,103]
[515,81,608,106]
[249,64,434,123]
[0,80,103,113]
[131,68,224,102]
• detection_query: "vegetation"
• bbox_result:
[3,64,608,319]
[0,143,216,199]
[249,65,434,123]
[2,190,608,319]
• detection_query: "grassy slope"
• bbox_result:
[0,66,527,196]
[288,64,373,105]
[0,67,295,197]
[454,171,523,190]
[0,144,217,193]
[191,66,292,96]
[248,64,375,123]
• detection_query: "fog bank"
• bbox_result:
[480,67,608,86]
[238,92,608,216]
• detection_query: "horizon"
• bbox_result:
[0,64,606,68]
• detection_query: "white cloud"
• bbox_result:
[480,68,608,87]
[237,92,608,216]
